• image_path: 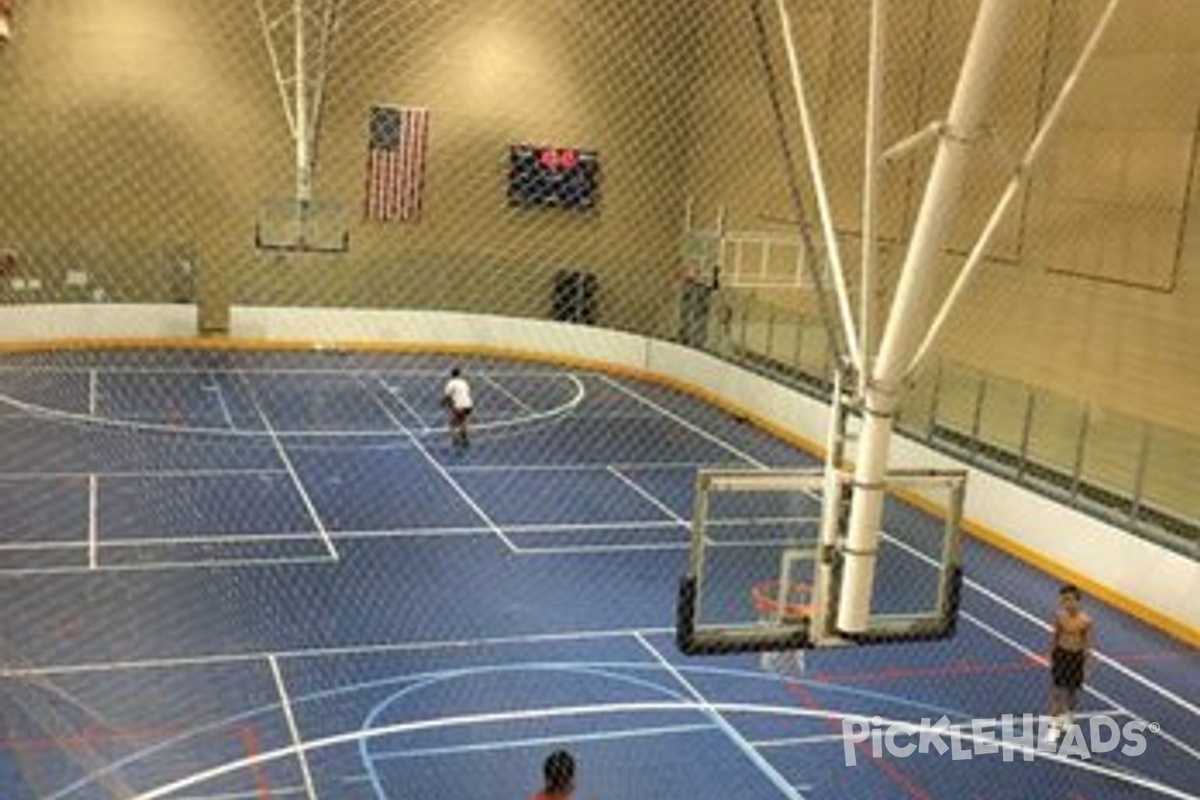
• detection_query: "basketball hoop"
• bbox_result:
[751,579,811,677]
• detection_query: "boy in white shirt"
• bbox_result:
[442,367,474,448]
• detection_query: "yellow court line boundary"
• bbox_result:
[3,334,1196,649]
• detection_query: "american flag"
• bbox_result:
[364,105,429,222]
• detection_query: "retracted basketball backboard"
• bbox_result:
[678,220,810,291]
[253,0,347,255]
[717,229,811,290]
[255,196,349,254]
[676,465,965,655]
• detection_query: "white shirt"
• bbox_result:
[444,377,473,411]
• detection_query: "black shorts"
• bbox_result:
[1051,648,1085,690]
[451,407,472,425]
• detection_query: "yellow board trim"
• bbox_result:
[2,335,1196,648]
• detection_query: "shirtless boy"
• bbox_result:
[1046,584,1092,741]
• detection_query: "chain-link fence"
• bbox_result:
[0,1,1197,798]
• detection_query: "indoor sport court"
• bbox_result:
[0,350,1195,800]
[1,1,1198,799]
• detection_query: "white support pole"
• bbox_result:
[306,0,337,152]
[775,0,862,371]
[881,121,943,163]
[812,369,844,644]
[907,0,1125,375]
[859,0,887,388]
[293,0,313,210]
[256,0,297,135]
[837,0,1022,633]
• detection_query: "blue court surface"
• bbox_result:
[0,350,1196,799]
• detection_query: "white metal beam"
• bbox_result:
[774,0,862,372]
[837,0,1022,633]
[907,0,1126,375]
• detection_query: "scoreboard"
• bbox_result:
[508,145,600,210]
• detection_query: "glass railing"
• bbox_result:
[689,289,1199,558]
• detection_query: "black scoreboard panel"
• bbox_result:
[508,145,600,210]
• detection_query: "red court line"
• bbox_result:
[785,680,936,800]
[240,725,275,800]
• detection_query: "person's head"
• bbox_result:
[1059,584,1081,613]
[543,750,575,794]
[450,367,461,379]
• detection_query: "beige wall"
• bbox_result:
[0,0,697,334]
[683,0,1199,435]
[1,0,1197,432]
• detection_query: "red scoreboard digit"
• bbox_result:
[509,145,599,210]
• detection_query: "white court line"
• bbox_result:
[517,542,688,555]
[883,532,1200,762]
[268,655,320,800]
[205,372,236,429]
[634,632,810,800]
[0,554,336,579]
[516,540,802,555]
[0,625,676,678]
[0,371,584,441]
[171,785,310,800]
[507,520,679,533]
[607,466,690,527]
[364,378,518,553]
[240,373,339,562]
[0,540,89,552]
[378,379,431,428]
[599,375,765,467]
[752,733,855,749]
[44,700,1200,800]
[0,468,287,480]
[126,700,1200,800]
[92,527,493,548]
[613,371,1199,735]
[883,532,1200,737]
[0,365,570,377]
[88,474,98,569]
[961,609,1130,717]
[699,514,819,527]
[88,368,97,416]
[481,372,534,413]
[0,518,806,558]
[505,517,815,532]
[954,611,1200,766]
[446,460,732,472]
[368,722,716,762]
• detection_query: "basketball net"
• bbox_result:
[760,648,806,678]
[752,579,809,678]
